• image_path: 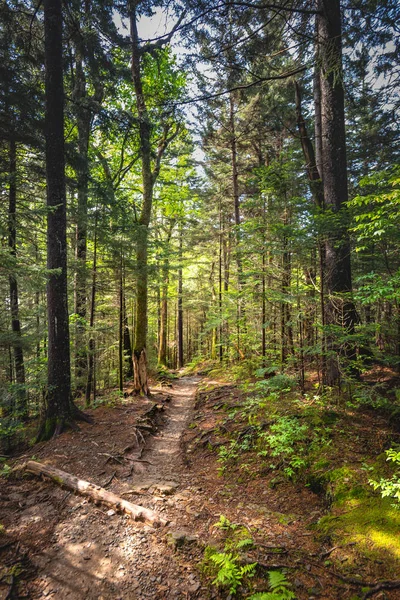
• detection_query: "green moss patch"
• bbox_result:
[318,495,400,570]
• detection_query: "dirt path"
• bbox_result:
[2,376,207,600]
[6,376,384,599]
[133,375,200,487]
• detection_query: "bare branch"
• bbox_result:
[139,9,187,55]
[175,65,307,106]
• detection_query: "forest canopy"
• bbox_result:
[0,0,399,440]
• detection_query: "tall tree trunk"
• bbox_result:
[118,258,123,393]
[85,214,97,406]
[178,223,184,368]
[229,94,245,358]
[218,205,224,362]
[130,4,153,395]
[158,256,168,367]
[262,198,267,366]
[318,0,358,385]
[38,0,90,440]
[158,222,174,366]
[280,209,293,364]
[74,54,90,392]
[39,0,71,439]
[8,139,27,417]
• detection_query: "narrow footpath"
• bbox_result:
[1,376,207,599]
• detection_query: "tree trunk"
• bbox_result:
[133,226,150,395]
[74,54,90,392]
[123,292,134,379]
[158,258,169,366]
[118,260,123,393]
[318,0,358,385]
[85,214,97,406]
[229,94,245,358]
[38,0,90,440]
[178,223,184,368]
[8,139,26,418]
[130,5,154,395]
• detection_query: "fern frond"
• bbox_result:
[268,571,288,590]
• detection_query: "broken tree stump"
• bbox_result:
[24,460,168,527]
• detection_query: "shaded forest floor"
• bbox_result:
[1,372,400,599]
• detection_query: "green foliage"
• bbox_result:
[254,374,297,394]
[214,514,238,531]
[202,515,257,594]
[248,571,296,599]
[258,417,308,478]
[0,462,11,478]
[350,167,400,252]
[369,448,400,507]
[204,547,256,594]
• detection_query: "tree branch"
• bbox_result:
[152,123,182,183]
[139,9,187,55]
[175,65,307,106]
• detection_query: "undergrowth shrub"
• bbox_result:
[202,516,256,594]
[203,547,256,594]
[202,516,296,598]
[257,417,309,478]
[369,447,400,507]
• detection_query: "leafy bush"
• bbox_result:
[258,417,308,478]
[369,448,400,507]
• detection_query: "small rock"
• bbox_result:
[107,509,116,517]
[154,482,179,496]
[188,583,200,593]
[144,526,156,534]
[166,530,197,549]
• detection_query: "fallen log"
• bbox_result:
[25,461,168,527]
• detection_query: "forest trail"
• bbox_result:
[133,375,200,486]
[3,376,398,599]
[35,375,202,599]
[2,376,209,599]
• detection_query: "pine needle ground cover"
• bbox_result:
[183,367,400,598]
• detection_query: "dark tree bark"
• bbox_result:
[218,205,223,363]
[178,222,184,368]
[130,4,154,395]
[8,139,27,417]
[85,214,97,406]
[158,222,174,367]
[123,292,134,379]
[118,260,124,393]
[73,53,90,392]
[158,257,169,366]
[38,0,91,440]
[280,208,294,364]
[318,0,358,385]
